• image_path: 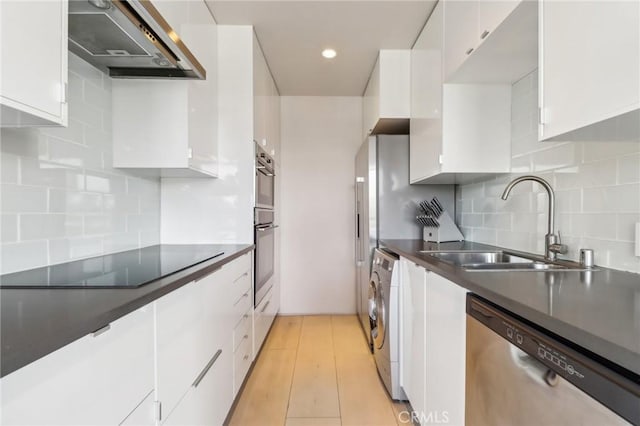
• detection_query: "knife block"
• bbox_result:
[423,211,464,243]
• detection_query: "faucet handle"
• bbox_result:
[549,230,568,255]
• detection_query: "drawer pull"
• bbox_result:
[465,47,474,55]
[480,30,490,39]
[192,349,222,388]
[91,324,111,337]
[233,271,250,283]
[260,300,270,313]
[243,334,249,340]
[244,314,249,319]
[243,354,250,361]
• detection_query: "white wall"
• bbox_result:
[279,96,362,314]
[0,54,160,274]
[160,26,255,245]
[456,70,640,273]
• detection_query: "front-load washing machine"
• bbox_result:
[369,248,406,400]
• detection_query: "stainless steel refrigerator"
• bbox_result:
[355,135,455,349]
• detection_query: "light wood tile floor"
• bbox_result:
[227,315,412,426]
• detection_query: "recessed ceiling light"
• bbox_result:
[322,49,337,59]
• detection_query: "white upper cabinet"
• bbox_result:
[253,33,280,158]
[539,0,640,142]
[443,0,537,84]
[112,0,218,177]
[362,50,411,140]
[410,2,512,184]
[0,0,68,127]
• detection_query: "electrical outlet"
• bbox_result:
[635,223,640,257]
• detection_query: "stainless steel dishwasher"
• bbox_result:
[465,294,639,426]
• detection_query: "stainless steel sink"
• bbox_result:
[423,251,533,266]
[419,250,589,271]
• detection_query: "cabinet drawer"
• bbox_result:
[163,346,233,426]
[233,310,252,352]
[219,252,251,284]
[0,306,154,425]
[232,284,252,326]
[233,332,253,396]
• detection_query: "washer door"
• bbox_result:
[369,272,386,350]
[368,273,378,339]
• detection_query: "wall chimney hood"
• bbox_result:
[68,0,206,79]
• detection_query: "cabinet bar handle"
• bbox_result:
[243,354,250,361]
[192,349,222,388]
[465,48,474,55]
[244,334,249,339]
[260,300,271,313]
[481,30,490,39]
[91,324,111,337]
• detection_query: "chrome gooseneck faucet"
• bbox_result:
[501,175,567,261]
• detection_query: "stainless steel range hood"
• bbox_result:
[68,0,206,79]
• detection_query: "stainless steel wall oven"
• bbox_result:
[254,145,277,307]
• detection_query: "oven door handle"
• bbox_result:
[256,225,279,232]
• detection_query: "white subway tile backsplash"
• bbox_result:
[618,154,640,184]
[0,53,160,273]
[20,158,85,190]
[582,141,640,163]
[84,214,127,235]
[473,197,497,213]
[1,153,18,184]
[456,69,640,273]
[21,214,84,240]
[483,213,511,230]
[40,118,85,145]
[48,137,103,170]
[1,214,18,242]
[1,184,48,213]
[85,171,127,193]
[49,189,103,213]
[103,194,140,214]
[461,213,483,227]
[572,213,617,240]
[617,213,640,242]
[0,241,48,273]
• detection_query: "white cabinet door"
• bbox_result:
[362,51,410,139]
[410,1,444,183]
[163,346,233,426]
[410,2,511,184]
[155,279,213,418]
[477,0,520,41]
[253,33,269,148]
[425,273,467,426]
[1,305,154,425]
[399,257,427,422]
[0,0,68,126]
[443,0,478,81]
[539,0,640,141]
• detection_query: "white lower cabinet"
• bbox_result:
[400,258,427,421]
[0,252,254,426]
[253,282,279,356]
[400,257,467,426]
[162,347,233,426]
[156,253,253,424]
[0,305,154,425]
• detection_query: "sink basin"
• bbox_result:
[420,250,589,272]
[421,251,533,266]
[462,263,568,271]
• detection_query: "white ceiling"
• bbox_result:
[206,1,437,96]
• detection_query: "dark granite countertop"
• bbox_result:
[381,239,640,379]
[0,244,254,378]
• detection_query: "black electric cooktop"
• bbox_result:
[0,245,224,289]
